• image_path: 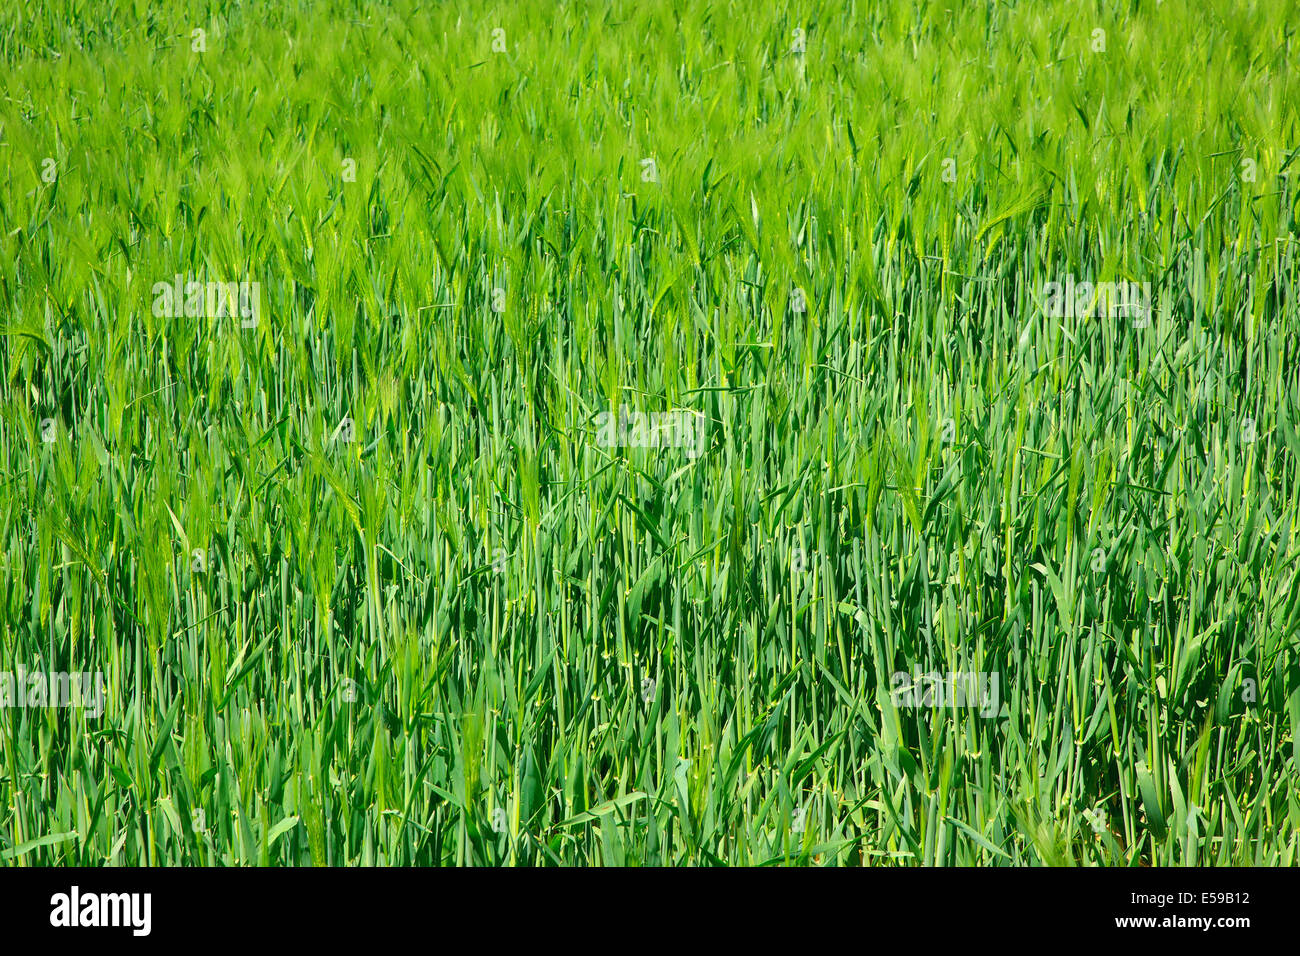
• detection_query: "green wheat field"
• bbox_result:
[2,0,1299,866]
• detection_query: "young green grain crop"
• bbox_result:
[0,0,1298,866]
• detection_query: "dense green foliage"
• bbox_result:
[2,0,1299,865]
